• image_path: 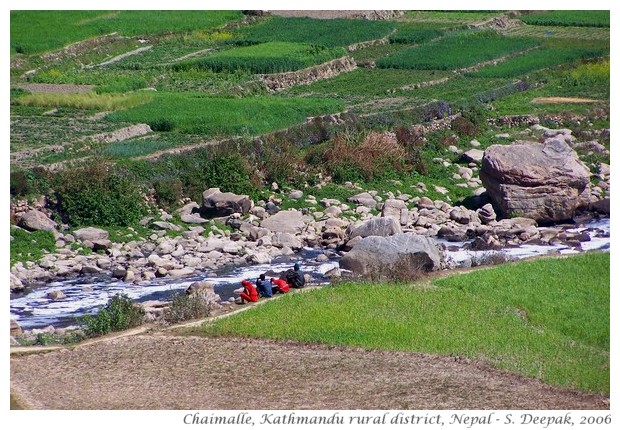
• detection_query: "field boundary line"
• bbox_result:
[92,45,153,68]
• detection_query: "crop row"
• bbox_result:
[467,47,607,78]
[234,16,395,48]
[504,25,610,41]
[519,10,610,28]
[175,42,346,74]
[389,25,445,44]
[376,30,538,71]
[285,68,451,98]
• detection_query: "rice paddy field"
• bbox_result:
[10,10,609,167]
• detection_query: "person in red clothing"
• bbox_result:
[238,280,259,304]
[271,278,290,294]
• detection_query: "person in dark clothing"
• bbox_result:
[256,273,273,298]
[271,278,290,294]
[238,280,259,304]
[285,262,305,288]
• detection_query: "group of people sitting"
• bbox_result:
[237,263,306,304]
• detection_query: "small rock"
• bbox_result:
[47,290,66,300]
[289,190,303,200]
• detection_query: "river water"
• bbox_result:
[10,218,610,331]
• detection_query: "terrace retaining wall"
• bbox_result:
[259,56,357,92]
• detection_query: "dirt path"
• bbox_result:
[10,334,608,410]
[531,97,602,104]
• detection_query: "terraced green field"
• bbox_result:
[376,30,538,70]
[519,10,610,27]
[175,41,346,74]
[234,16,395,47]
[10,10,609,184]
[10,10,242,54]
[105,92,344,136]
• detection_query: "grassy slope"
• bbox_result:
[198,253,610,395]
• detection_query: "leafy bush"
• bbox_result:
[163,291,213,324]
[10,167,50,198]
[79,294,145,337]
[322,131,409,183]
[451,104,489,137]
[254,136,307,187]
[153,179,184,210]
[53,160,148,227]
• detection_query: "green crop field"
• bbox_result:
[285,68,452,98]
[389,25,446,44]
[235,16,395,47]
[10,10,242,54]
[376,30,538,71]
[520,10,610,27]
[175,42,346,74]
[400,10,504,25]
[504,25,610,40]
[105,92,344,136]
[198,253,610,395]
[466,47,606,78]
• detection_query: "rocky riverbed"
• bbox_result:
[10,125,611,337]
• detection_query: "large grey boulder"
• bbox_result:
[480,140,591,223]
[349,217,401,239]
[73,227,109,242]
[340,233,442,278]
[200,188,253,218]
[260,210,309,234]
[18,210,57,232]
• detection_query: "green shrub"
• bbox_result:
[10,167,49,198]
[452,104,489,137]
[164,291,213,324]
[79,294,145,337]
[53,160,148,227]
[153,179,184,210]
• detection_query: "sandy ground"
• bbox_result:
[10,334,608,410]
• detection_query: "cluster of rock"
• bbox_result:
[10,125,609,293]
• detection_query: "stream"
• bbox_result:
[10,218,610,331]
